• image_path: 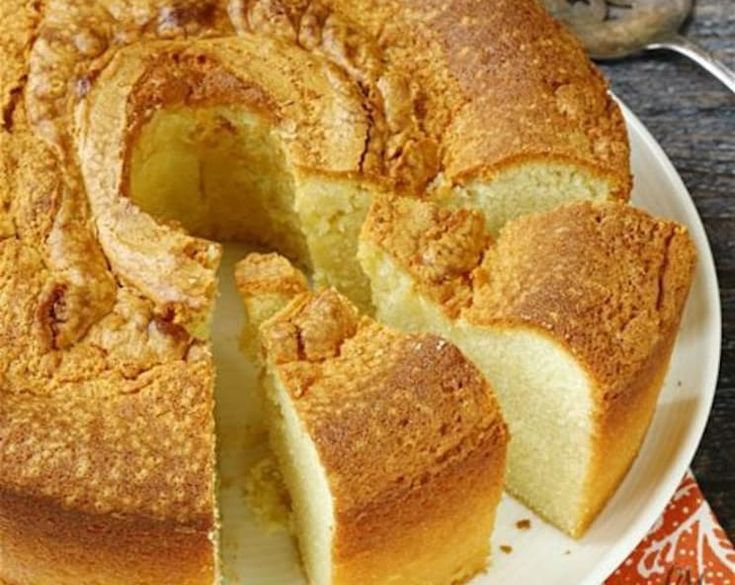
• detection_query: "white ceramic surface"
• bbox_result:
[212,102,722,585]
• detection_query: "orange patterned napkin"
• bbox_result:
[606,472,735,585]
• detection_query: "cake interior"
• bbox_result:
[359,244,595,536]
[234,261,335,584]
[446,163,610,235]
[455,328,593,536]
[130,106,310,264]
[266,370,335,585]
[290,176,373,309]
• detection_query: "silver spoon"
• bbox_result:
[543,0,735,93]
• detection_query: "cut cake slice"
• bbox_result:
[236,253,508,585]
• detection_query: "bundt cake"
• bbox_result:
[358,198,696,537]
[0,0,685,581]
[235,253,508,585]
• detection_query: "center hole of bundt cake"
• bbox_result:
[129,106,309,265]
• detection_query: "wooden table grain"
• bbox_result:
[597,0,734,538]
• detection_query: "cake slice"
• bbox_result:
[359,198,696,537]
[236,253,508,585]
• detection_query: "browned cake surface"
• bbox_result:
[0,231,217,584]
[260,288,508,581]
[235,253,309,299]
[341,0,631,194]
[468,200,696,399]
[0,489,215,585]
[22,0,630,191]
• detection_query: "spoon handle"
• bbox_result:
[646,33,735,94]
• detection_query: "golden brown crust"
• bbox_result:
[0,1,39,137]
[332,424,506,584]
[260,286,508,580]
[0,489,214,585]
[26,0,630,192]
[337,0,631,196]
[3,103,117,352]
[1,359,215,525]
[0,210,216,523]
[261,288,361,366]
[469,200,696,399]
[235,252,309,299]
[429,0,631,196]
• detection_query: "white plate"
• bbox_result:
[212,101,722,585]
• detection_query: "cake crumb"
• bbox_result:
[500,544,513,554]
[244,455,292,532]
[516,518,531,530]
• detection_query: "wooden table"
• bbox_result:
[598,0,734,537]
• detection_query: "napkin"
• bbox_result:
[606,472,735,584]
